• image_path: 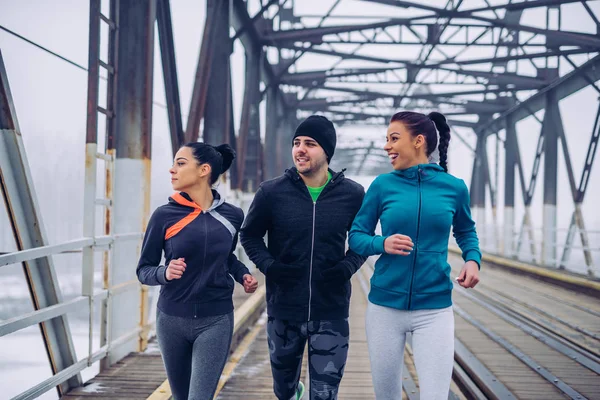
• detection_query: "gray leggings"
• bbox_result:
[365,302,454,400]
[156,309,233,400]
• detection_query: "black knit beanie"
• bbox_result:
[292,115,337,162]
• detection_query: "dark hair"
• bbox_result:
[389,111,451,172]
[183,142,235,185]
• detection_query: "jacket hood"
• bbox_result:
[168,190,225,211]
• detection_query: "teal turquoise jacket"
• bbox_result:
[348,164,481,310]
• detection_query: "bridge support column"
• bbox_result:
[266,86,282,180]
[504,116,518,257]
[203,0,231,146]
[470,132,487,251]
[238,46,263,192]
[106,0,156,366]
[542,91,559,267]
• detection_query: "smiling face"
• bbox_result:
[384,121,427,170]
[169,146,210,191]
[292,136,328,176]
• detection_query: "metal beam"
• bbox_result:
[0,51,81,395]
[231,0,278,93]
[425,48,594,68]
[274,44,404,64]
[560,101,600,274]
[265,85,282,180]
[237,46,263,192]
[284,64,547,88]
[542,92,558,266]
[232,0,279,41]
[109,0,156,364]
[482,55,600,135]
[184,0,220,143]
[298,84,509,112]
[204,0,231,145]
[503,116,517,256]
[156,0,184,155]
[470,133,487,240]
[464,0,588,13]
[263,18,408,43]
[358,0,600,48]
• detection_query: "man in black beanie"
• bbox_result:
[241,114,366,399]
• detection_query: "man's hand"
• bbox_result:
[243,274,258,293]
[321,263,353,283]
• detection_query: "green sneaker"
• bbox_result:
[295,381,305,400]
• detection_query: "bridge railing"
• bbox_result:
[0,232,150,400]
[451,224,600,277]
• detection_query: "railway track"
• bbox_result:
[359,256,600,400]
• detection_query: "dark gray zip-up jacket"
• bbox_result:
[240,168,367,321]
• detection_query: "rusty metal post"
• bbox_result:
[184,0,220,143]
[542,91,559,267]
[203,0,231,146]
[470,132,487,250]
[503,116,517,257]
[238,46,263,191]
[265,86,281,180]
[106,0,156,365]
[157,0,185,156]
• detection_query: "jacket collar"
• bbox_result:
[391,163,443,181]
[285,167,345,186]
[169,190,225,211]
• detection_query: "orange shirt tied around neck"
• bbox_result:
[165,192,202,240]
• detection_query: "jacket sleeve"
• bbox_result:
[452,180,482,268]
[136,208,170,286]
[227,230,251,284]
[348,179,387,256]
[336,187,368,273]
[240,186,275,274]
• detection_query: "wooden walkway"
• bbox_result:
[60,256,600,399]
[216,276,375,399]
[61,277,262,400]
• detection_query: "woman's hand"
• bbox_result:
[243,274,258,293]
[384,234,414,255]
[166,258,186,281]
[456,261,479,288]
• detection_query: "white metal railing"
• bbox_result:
[453,223,600,277]
[0,232,146,400]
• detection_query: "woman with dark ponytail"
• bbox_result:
[136,142,258,400]
[349,111,481,399]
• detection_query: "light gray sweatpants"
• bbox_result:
[366,302,454,400]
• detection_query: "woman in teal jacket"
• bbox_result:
[348,111,481,400]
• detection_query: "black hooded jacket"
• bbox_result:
[240,168,366,321]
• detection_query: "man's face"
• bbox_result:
[292,136,328,176]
